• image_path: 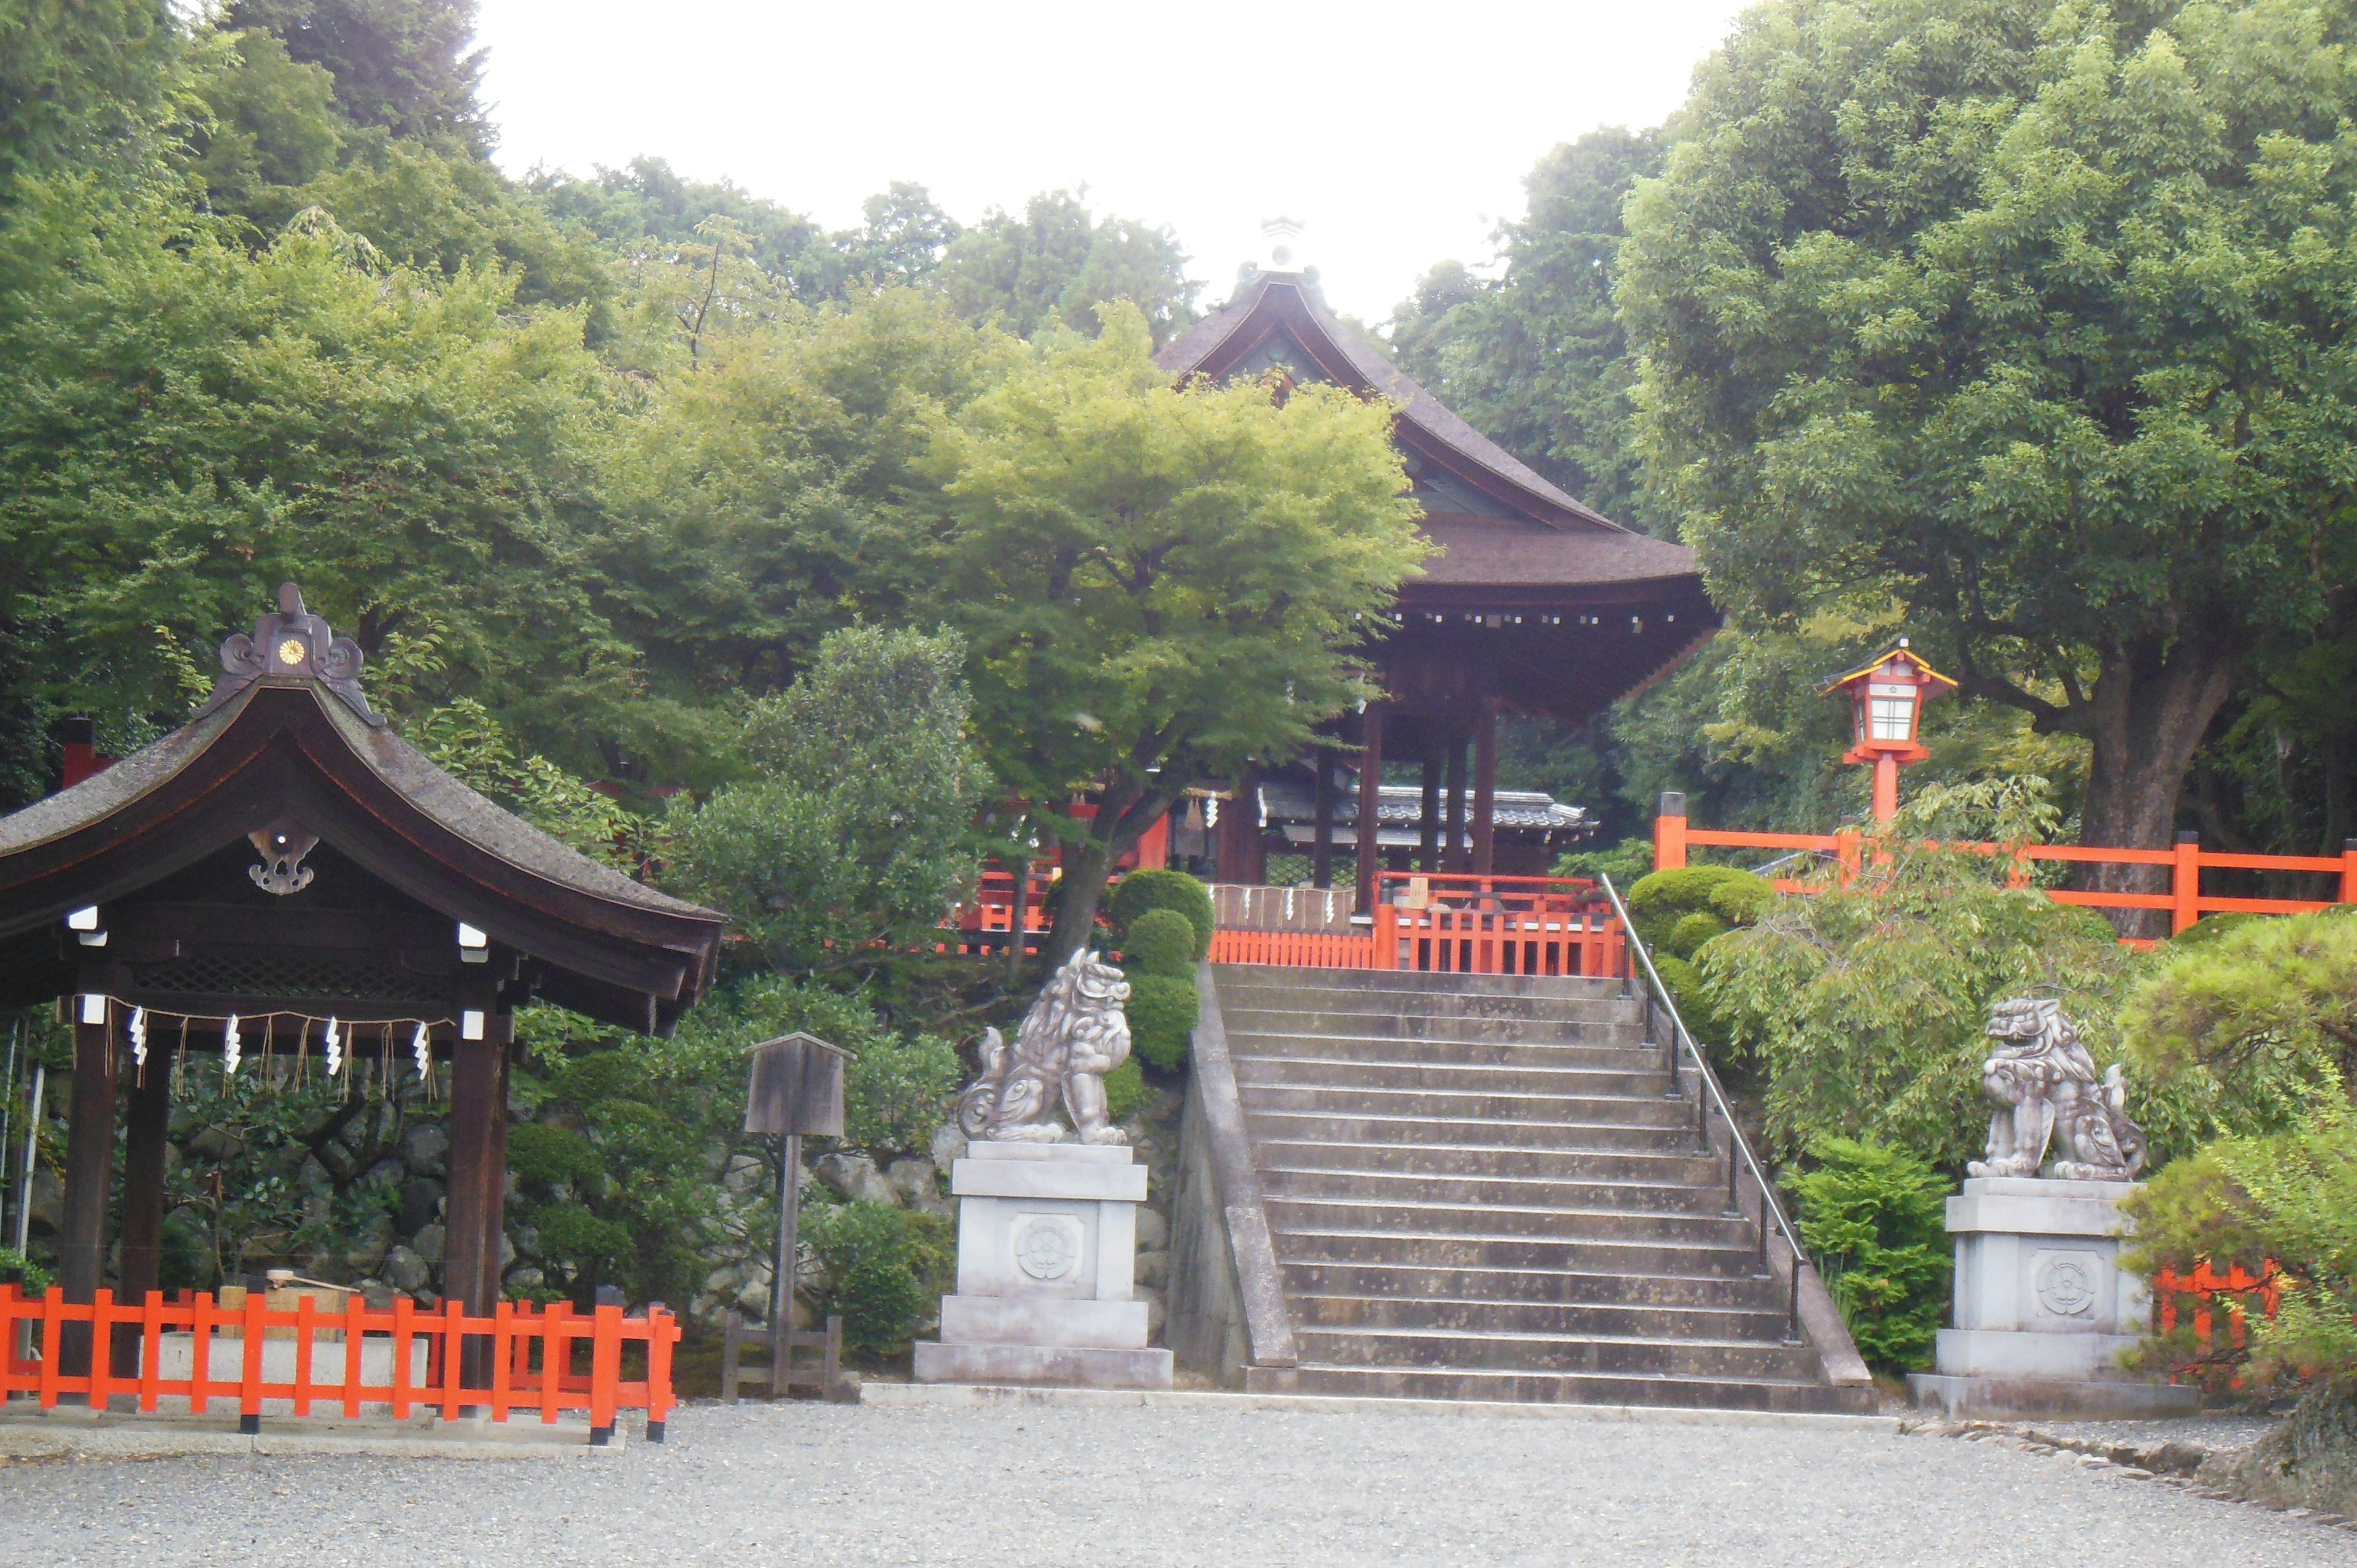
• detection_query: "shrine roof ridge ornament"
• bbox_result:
[203,582,383,728]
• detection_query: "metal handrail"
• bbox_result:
[1599,873,1808,1342]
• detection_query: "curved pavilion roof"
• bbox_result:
[0,589,724,1035]
[1158,272,1714,725]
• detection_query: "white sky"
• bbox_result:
[475,1,1752,325]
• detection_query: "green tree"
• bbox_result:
[939,189,1197,346]
[0,210,636,797]
[1389,128,1663,525]
[592,289,1016,781]
[187,27,346,231]
[663,625,986,977]
[227,0,489,152]
[1700,780,2157,1167]
[932,305,1427,965]
[0,0,182,206]
[1619,0,2357,913]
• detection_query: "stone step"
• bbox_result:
[1277,1260,1792,1311]
[1226,1030,1663,1070]
[1266,1195,1753,1246]
[1239,1082,1696,1127]
[1243,1109,1700,1153]
[1271,1226,1773,1278]
[1258,1164,1733,1215]
[1252,1140,1723,1184]
[1220,1005,1644,1041]
[1288,1291,1794,1342]
[1215,967,1624,1002]
[1255,1364,1870,1413]
[1233,1054,1672,1095]
[1289,1326,1821,1381]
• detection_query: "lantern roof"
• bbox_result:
[1817,642,1960,698]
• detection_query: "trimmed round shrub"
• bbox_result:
[1101,1056,1145,1121]
[1651,952,1730,1051]
[1110,867,1214,958]
[1707,876,1775,927]
[802,1199,954,1358]
[1123,908,1198,977]
[1124,973,1199,1071]
[1666,911,1731,961]
[1626,865,1773,949]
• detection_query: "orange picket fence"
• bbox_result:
[2151,1262,2284,1388]
[1655,811,2357,936]
[1205,873,1626,976]
[0,1284,676,1443]
[1207,927,1379,968]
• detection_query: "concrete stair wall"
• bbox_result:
[1214,965,1873,1413]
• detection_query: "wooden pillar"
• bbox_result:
[113,1030,179,1373]
[1311,746,1336,889]
[1419,743,1441,873]
[1473,699,1499,877]
[1355,705,1387,914]
[1444,734,1469,873]
[442,1025,511,1317]
[58,997,118,1380]
[444,1013,511,1393]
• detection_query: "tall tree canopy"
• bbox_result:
[1388,128,1663,528]
[1617,0,2357,894]
[932,306,1426,961]
[939,189,1197,346]
[226,0,489,152]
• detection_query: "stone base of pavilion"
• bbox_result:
[0,1401,615,1459]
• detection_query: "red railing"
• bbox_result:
[943,868,1057,956]
[2152,1261,2283,1389]
[1655,813,2357,935]
[1,1284,676,1443]
[1206,873,1626,976]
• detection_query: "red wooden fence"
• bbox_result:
[0,1284,675,1443]
[2151,1261,2283,1388]
[1656,812,2357,936]
[1204,873,1627,976]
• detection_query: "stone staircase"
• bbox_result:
[1215,965,1870,1412]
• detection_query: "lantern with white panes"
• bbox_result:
[1819,639,1958,822]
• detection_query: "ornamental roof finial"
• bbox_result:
[202,582,383,726]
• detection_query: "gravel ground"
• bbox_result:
[2022,1413,2282,1451]
[0,1400,2347,1566]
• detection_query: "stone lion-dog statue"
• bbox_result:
[1967,995,2147,1181]
[958,947,1134,1145]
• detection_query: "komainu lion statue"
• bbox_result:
[958,948,1133,1145]
[1967,997,2147,1181]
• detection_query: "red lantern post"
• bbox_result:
[1819,639,1958,822]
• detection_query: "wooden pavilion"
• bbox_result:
[0,587,726,1367]
[1158,269,1715,911]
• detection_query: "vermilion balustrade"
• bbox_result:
[0,1284,675,1443]
[1655,813,2357,937]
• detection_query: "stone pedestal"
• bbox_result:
[1908,1177,2198,1419]
[913,1141,1174,1389]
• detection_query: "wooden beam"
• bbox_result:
[58,1000,118,1381]
[1474,699,1500,876]
[1419,745,1441,873]
[1355,705,1387,915]
[1445,735,1469,873]
[114,1029,179,1373]
[1310,747,1336,889]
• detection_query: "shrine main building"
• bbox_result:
[1158,265,1714,910]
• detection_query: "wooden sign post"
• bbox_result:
[743,1032,849,1398]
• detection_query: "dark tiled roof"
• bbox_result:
[1158,272,1641,537]
[1411,518,1701,589]
[0,681,714,921]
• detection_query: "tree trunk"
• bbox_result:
[1043,832,1121,972]
[2078,631,2241,936]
